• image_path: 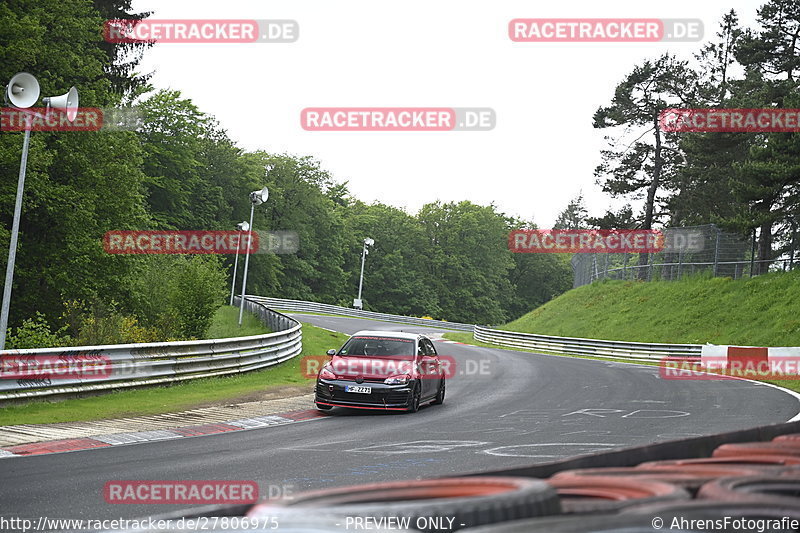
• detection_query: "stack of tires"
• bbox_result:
[245,433,800,532]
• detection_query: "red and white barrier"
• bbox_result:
[701,345,800,376]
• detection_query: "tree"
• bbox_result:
[586,205,638,230]
[594,54,699,232]
[554,192,588,229]
[668,13,750,228]
[594,54,701,276]
[91,0,154,95]
[0,0,151,329]
[729,0,800,272]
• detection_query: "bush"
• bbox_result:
[6,312,71,349]
[129,255,228,339]
[61,300,161,346]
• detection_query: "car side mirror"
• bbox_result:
[326,349,336,356]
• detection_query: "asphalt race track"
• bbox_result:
[1,314,798,522]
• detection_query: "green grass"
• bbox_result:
[207,305,272,337]
[443,331,800,394]
[444,271,800,394]
[504,271,800,346]
[0,314,349,425]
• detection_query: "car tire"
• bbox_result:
[247,476,561,532]
[407,383,421,413]
[697,474,800,505]
[774,433,800,443]
[638,454,800,468]
[713,441,800,458]
[546,475,690,513]
[432,378,445,405]
[551,465,763,493]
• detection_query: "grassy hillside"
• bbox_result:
[503,271,800,347]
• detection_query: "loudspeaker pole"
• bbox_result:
[238,186,269,326]
[0,119,32,350]
[0,73,79,349]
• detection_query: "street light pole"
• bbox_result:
[229,221,249,306]
[238,187,269,326]
[355,238,374,310]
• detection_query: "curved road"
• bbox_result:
[1,314,798,522]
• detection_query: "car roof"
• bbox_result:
[350,330,425,341]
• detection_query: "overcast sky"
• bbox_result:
[131,0,764,227]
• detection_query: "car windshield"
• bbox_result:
[338,336,415,357]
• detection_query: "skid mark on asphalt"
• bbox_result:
[562,408,690,418]
[349,440,490,454]
[278,458,444,491]
[282,438,364,450]
[343,457,441,475]
[483,442,622,458]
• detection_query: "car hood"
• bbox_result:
[327,355,415,379]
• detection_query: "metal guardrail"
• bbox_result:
[0,297,301,402]
[474,325,701,362]
[249,296,475,332]
[252,296,700,362]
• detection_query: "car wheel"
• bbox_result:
[315,403,332,411]
[407,383,421,413]
[432,378,445,405]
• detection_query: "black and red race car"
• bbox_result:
[314,330,446,412]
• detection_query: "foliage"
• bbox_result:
[553,193,588,229]
[593,1,800,276]
[129,256,228,340]
[6,312,71,349]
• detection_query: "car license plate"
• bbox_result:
[345,385,371,394]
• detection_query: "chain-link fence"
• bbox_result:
[572,224,797,288]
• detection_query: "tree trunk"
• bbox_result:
[757,219,773,275]
[638,116,663,279]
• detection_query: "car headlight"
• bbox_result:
[319,367,336,380]
[384,374,410,385]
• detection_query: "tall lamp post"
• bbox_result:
[238,187,269,326]
[354,237,374,310]
[0,73,79,350]
[229,221,250,306]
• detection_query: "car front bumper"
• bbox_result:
[315,379,414,410]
